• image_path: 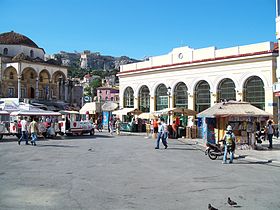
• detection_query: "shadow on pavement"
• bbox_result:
[167,147,199,151]
[37,144,78,148]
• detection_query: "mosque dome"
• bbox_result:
[0,31,39,48]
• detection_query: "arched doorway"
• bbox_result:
[174,82,188,108]
[217,78,236,102]
[195,80,210,112]
[155,84,168,111]
[123,87,134,108]
[138,85,150,112]
[243,76,265,110]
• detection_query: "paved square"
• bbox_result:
[0,134,279,210]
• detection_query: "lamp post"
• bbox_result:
[167,86,171,125]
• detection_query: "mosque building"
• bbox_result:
[118,41,278,122]
[0,31,70,108]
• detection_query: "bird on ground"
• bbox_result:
[208,203,218,210]
[228,197,237,206]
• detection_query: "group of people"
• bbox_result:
[17,116,39,146]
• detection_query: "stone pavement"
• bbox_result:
[179,137,280,166]
[122,131,280,166]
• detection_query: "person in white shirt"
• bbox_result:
[18,117,29,145]
[155,118,168,149]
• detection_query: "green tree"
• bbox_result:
[89,78,102,97]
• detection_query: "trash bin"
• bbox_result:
[178,127,186,138]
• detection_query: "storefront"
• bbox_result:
[197,101,272,145]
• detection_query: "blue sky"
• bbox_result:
[0,0,276,59]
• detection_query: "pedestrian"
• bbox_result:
[18,117,29,145]
[115,118,121,135]
[17,118,22,137]
[29,117,39,146]
[109,119,114,135]
[155,118,168,149]
[172,120,178,139]
[152,118,158,139]
[266,120,274,149]
[145,121,151,138]
[222,125,236,164]
[162,119,169,149]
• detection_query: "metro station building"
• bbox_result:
[118,42,278,122]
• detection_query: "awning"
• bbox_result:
[80,102,101,114]
[10,110,61,116]
[101,101,118,111]
[197,101,272,118]
[153,107,197,116]
[112,108,142,116]
[138,112,157,119]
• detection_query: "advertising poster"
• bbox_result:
[103,111,109,127]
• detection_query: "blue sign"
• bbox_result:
[84,96,90,102]
[103,111,109,126]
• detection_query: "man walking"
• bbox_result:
[266,120,274,149]
[155,118,168,149]
[29,117,38,146]
[18,117,29,145]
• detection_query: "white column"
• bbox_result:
[210,92,217,106]
[134,96,138,109]
[150,94,155,112]
[188,93,194,110]
[64,80,68,102]
[17,76,21,99]
[35,77,39,99]
[236,89,243,101]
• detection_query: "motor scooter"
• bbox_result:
[255,129,265,144]
[205,141,225,160]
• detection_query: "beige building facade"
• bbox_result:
[118,42,278,121]
[0,31,69,104]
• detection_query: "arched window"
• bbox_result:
[9,72,14,80]
[195,80,210,112]
[138,85,150,112]
[30,50,34,58]
[3,48,8,55]
[174,82,188,108]
[156,84,168,111]
[123,87,134,108]
[244,76,265,110]
[217,78,236,102]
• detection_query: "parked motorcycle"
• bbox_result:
[255,129,265,144]
[205,141,225,160]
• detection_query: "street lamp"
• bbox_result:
[167,86,171,125]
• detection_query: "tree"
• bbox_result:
[89,78,102,97]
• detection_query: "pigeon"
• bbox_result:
[228,197,237,206]
[208,203,218,210]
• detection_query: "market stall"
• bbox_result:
[197,101,272,145]
[112,108,142,132]
[153,107,197,138]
